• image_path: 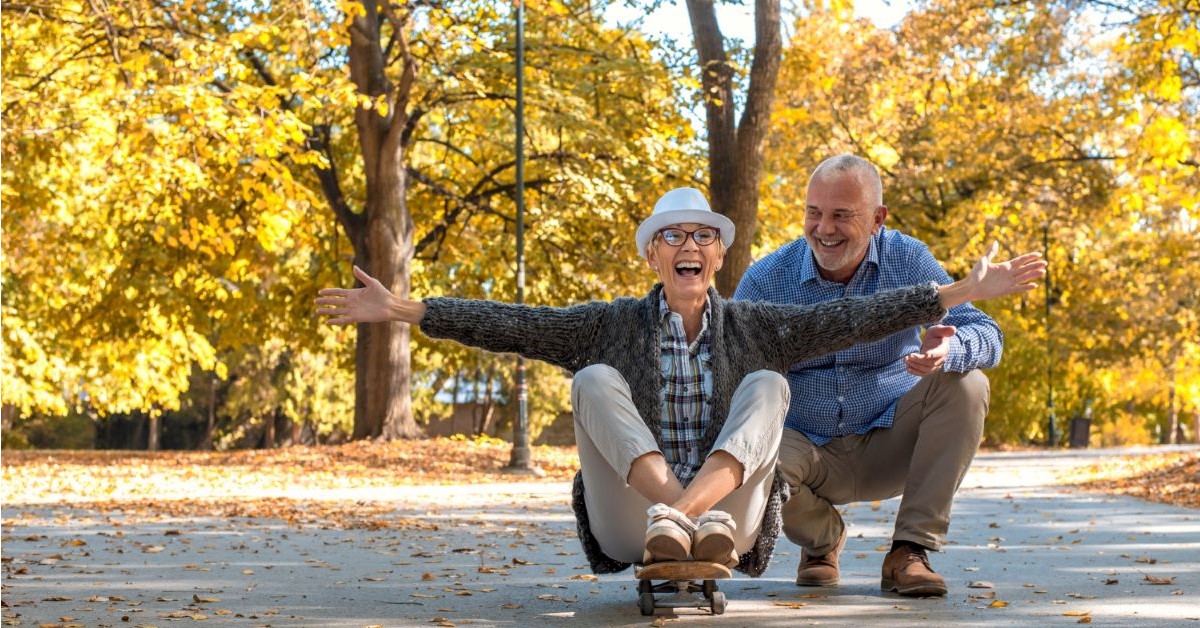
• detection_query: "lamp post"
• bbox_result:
[506,0,538,474]
[1044,221,1057,447]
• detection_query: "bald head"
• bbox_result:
[808,154,883,208]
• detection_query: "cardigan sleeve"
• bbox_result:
[766,282,947,366]
[418,297,607,372]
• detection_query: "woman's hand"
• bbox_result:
[315,266,426,325]
[939,243,1047,309]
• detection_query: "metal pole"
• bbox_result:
[507,0,535,472]
[1044,222,1056,447]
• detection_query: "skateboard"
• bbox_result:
[634,560,731,615]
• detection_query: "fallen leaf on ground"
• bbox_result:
[1062,453,1199,509]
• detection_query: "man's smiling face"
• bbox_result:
[804,172,887,284]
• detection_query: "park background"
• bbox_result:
[2,0,1198,455]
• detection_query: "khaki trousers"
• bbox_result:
[777,370,988,554]
[572,364,789,563]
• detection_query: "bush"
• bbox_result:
[6,412,96,449]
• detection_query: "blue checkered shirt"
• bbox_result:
[657,292,713,486]
[734,227,1002,445]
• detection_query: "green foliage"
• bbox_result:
[5,412,96,450]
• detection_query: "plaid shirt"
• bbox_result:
[657,292,713,486]
[734,227,1003,445]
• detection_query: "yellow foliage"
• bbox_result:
[765,0,1199,444]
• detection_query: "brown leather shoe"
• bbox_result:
[795,527,847,586]
[880,544,948,596]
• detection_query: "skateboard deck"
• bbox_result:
[634,561,732,615]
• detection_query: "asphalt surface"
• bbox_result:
[3,446,1198,627]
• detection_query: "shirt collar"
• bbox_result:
[657,290,712,341]
[658,290,712,323]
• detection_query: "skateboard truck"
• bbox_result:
[635,560,731,615]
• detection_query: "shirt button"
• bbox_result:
[837,395,844,402]
[683,385,689,392]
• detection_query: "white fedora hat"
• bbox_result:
[635,187,735,258]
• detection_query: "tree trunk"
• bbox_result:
[1167,381,1181,444]
[480,364,497,436]
[147,413,160,451]
[264,410,276,449]
[290,414,304,445]
[1,404,15,436]
[354,199,420,439]
[686,0,782,296]
[329,1,423,440]
[202,376,216,450]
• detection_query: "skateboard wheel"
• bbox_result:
[638,579,652,594]
[702,579,716,597]
[639,591,656,616]
[710,591,726,615]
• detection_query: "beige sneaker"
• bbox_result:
[643,503,695,564]
[692,510,737,566]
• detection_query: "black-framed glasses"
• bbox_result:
[656,227,720,247]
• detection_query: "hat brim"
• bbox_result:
[636,210,735,258]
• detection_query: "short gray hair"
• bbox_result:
[809,154,883,207]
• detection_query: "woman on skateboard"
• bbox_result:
[315,187,1044,576]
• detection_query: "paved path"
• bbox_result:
[3,447,1197,627]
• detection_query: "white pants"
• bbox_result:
[571,364,788,563]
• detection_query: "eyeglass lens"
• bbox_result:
[660,228,719,246]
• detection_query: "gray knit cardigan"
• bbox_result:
[420,282,945,576]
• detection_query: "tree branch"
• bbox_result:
[307,124,364,240]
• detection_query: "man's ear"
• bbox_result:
[873,205,889,233]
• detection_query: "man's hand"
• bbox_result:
[904,325,956,376]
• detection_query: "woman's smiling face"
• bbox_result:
[646,222,725,304]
